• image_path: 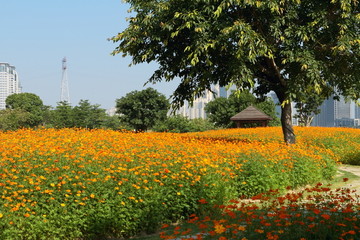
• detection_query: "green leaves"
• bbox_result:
[5,93,45,128]
[115,88,170,131]
[112,0,360,142]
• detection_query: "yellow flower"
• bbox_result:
[0,213,3,218]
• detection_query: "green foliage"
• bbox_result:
[188,118,216,132]
[0,127,353,239]
[112,0,360,143]
[342,152,360,165]
[5,93,45,128]
[0,109,32,131]
[294,91,327,126]
[101,115,123,130]
[49,100,112,129]
[73,100,107,129]
[116,88,170,131]
[205,90,280,128]
[50,101,75,128]
[153,115,215,133]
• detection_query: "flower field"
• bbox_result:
[0,127,358,239]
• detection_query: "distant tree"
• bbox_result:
[188,118,216,132]
[112,0,360,144]
[51,101,75,128]
[41,105,54,127]
[153,115,192,133]
[73,100,107,129]
[293,93,327,127]
[116,88,170,131]
[101,115,123,130]
[205,91,280,128]
[5,93,45,127]
[153,115,215,133]
[203,97,235,128]
[0,109,31,131]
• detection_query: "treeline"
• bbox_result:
[0,88,280,132]
[0,93,120,131]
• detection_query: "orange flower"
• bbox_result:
[214,224,226,234]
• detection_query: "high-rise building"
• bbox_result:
[312,95,360,127]
[356,103,360,119]
[0,63,22,109]
[174,84,233,119]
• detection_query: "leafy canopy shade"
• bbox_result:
[111,0,360,143]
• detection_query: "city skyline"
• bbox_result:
[1,1,179,110]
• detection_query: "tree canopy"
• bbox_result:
[111,0,360,143]
[73,100,107,129]
[5,93,45,128]
[0,109,31,131]
[50,100,109,129]
[116,88,170,131]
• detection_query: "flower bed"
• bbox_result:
[0,127,354,239]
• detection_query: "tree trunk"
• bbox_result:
[281,101,296,144]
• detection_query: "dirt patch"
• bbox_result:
[335,164,360,194]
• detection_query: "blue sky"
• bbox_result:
[1,1,179,109]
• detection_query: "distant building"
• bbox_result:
[0,63,22,109]
[311,97,336,127]
[174,84,233,119]
[312,96,360,127]
[106,107,117,116]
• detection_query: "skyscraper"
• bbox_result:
[174,84,233,119]
[312,96,360,127]
[0,63,22,109]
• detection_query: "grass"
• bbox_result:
[330,165,360,190]
[131,166,360,240]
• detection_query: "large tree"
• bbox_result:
[5,93,45,128]
[116,88,170,131]
[111,0,360,144]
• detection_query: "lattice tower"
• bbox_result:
[60,57,71,103]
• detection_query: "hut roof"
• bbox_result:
[230,105,272,121]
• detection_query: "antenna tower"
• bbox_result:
[60,57,70,103]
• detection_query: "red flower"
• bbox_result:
[313,209,321,215]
